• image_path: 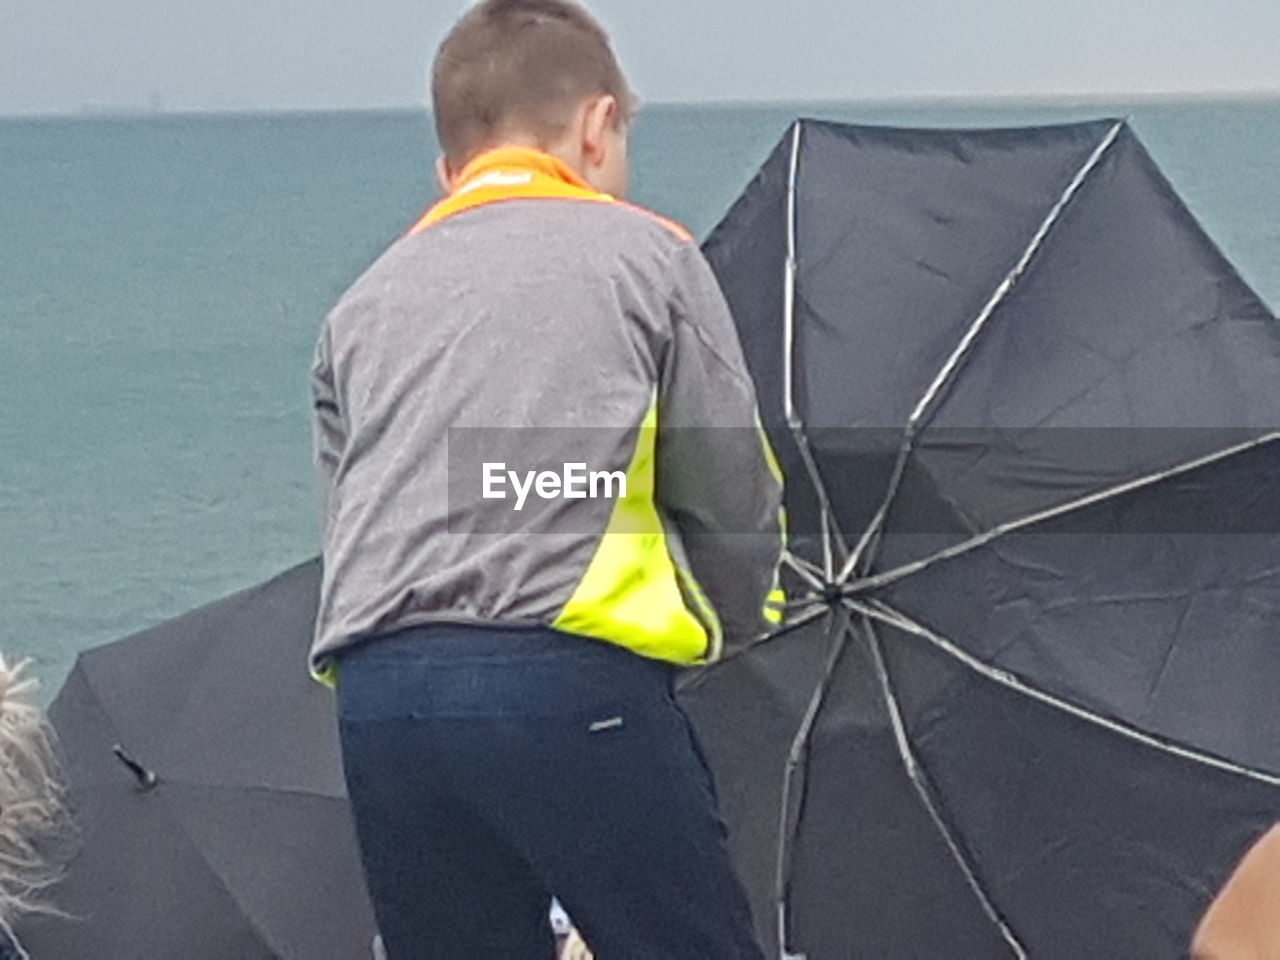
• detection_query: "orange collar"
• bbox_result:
[454,146,594,193]
[409,146,612,235]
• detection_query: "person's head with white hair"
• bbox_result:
[0,654,75,959]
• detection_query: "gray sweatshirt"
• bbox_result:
[308,152,784,684]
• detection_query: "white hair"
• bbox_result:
[0,655,74,923]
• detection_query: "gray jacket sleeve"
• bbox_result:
[656,242,786,660]
[310,323,345,531]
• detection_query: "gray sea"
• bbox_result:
[2,98,1278,703]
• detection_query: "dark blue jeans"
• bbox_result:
[335,623,765,960]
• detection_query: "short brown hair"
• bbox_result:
[432,0,634,166]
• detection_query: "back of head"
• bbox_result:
[432,0,633,169]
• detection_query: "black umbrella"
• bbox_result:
[678,118,1280,958]
[16,559,377,958]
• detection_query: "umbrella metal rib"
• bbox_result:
[863,616,1028,959]
[841,431,1280,599]
[782,120,849,582]
[851,597,1280,789]
[773,605,852,960]
[836,120,1127,586]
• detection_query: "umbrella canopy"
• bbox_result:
[17,559,377,958]
[679,118,1280,958]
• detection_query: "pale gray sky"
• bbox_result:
[3,0,1279,115]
